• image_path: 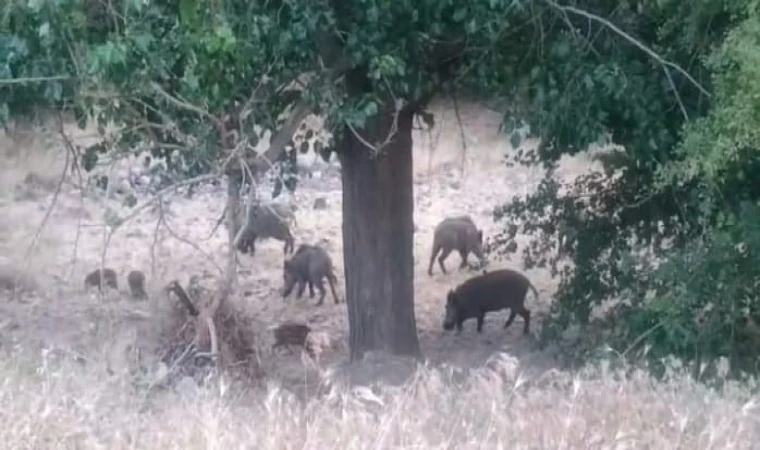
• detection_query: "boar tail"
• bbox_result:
[527,281,539,304]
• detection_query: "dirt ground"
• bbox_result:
[0,98,601,390]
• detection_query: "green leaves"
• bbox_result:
[369,54,405,80]
[88,40,127,74]
[452,7,468,22]
[202,25,237,54]
[488,0,760,375]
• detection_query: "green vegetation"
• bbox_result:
[3,0,760,375]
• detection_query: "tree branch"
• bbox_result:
[0,75,72,85]
[150,82,223,129]
[546,1,711,98]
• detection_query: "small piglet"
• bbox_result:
[269,321,314,357]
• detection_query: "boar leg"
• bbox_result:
[428,244,441,276]
[296,279,308,298]
[476,312,486,333]
[456,319,464,333]
[503,309,518,331]
[518,306,531,334]
[326,272,340,304]
[283,235,295,255]
[315,277,327,305]
[438,247,453,274]
[245,236,257,256]
[458,248,469,269]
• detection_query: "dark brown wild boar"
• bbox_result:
[443,268,537,334]
[282,244,340,305]
[84,267,118,291]
[127,270,147,300]
[428,215,485,276]
[236,203,296,256]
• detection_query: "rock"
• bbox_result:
[313,197,328,210]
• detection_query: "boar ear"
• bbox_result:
[446,290,455,305]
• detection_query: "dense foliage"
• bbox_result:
[3,0,760,372]
[487,0,760,376]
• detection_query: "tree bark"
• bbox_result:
[338,102,422,361]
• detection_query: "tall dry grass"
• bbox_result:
[1,350,759,449]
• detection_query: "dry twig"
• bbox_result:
[451,91,469,180]
[14,116,72,300]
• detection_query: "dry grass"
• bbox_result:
[1,350,759,449]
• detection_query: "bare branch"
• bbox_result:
[166,280,200,316]
[13,115,71,300]
[546,1,711,98]
[252,101,311,172]
[0,75,72,85]
[663,67,689,121]
[108,174,218,229]
[238,59,281,122]
[150,202,162,279]
[242,57,352,173]
[149,82,223,128]
[347,97,406,156]
[451,91,469,179]
[156,196,224,275]
[61,127,88,281]
[204,316,219,359]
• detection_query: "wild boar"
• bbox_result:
[84,267,118,291]
[236,202,296,256]
[428,215,485,276]
[442,268,537,334]
[282,244,340,305]
[127,270,147,300]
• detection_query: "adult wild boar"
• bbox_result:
[236,202,296,255]
[442,268,537,334]
[428,215,485,276]
[282,244,340,305]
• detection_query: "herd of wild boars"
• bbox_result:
[429,216,536,336]
[80,202,536,351]
[233,206,536,339]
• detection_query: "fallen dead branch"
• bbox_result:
[162,279,262,384]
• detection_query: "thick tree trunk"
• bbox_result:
[338,104,422,361]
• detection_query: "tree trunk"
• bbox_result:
[338,102,422,361]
